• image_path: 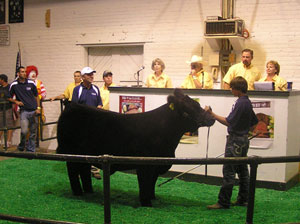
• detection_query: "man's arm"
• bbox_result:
[8,86,23,106]
[96,86,103,109]
[35,96,41,114]
[50,94,65,101]
[8,97,24,107]
[222,65,235,90]
[71,87,79,103]
[191,70,202,89]
[223,82,230,90]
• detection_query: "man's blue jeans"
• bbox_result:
[18,110,37,152]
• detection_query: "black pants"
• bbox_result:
[218,134,249,208]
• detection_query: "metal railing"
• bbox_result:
[38,99,64,142]
[0,150,299,224]
[0,99,63,150]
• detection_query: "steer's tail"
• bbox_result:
[56,146,61,154]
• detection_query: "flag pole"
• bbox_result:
[18,42,21,66]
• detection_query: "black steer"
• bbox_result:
[56,89,215,206]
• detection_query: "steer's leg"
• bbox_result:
[80,163,93,194]
[67,162,83,196]
[137,167,154,207]
[150,173,159,200]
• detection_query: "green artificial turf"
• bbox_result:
[0,158,299,224]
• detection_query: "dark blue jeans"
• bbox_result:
[218,134,249,208]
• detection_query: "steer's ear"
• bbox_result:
[173,88,185,99]
[168,89,185,111]
[168,89,184,104]
[168,88,185,105]
[167,95,176,105]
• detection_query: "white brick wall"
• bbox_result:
[0,0,299,149]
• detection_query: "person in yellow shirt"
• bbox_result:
[145,58,172,88]
[181,55,213,89]
[259,60,287,91]
[100,70,116,110]
[223,49,261,90]
[50,71,82,103]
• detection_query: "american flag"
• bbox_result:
[15,51,21,78]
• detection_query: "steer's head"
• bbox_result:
[167,89,215,132]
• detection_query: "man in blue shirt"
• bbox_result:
[9,66,41,152]
[70,67,103,192]
[206,76,258,209]
[72,67,102,108]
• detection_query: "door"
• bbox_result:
[88,45,144,86]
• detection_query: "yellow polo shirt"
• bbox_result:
[64,82,80,101]
[181,70,213,89]
[223,62,261,90]
[145,73,173,88]
[259,75,287,91]
[100,83,116,110]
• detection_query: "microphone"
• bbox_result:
[137,66,145,73]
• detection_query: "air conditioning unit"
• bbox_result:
[204,19,244,36]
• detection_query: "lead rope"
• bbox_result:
[158,130,262,187]
[158,126,212,187]
[205,127,210,177]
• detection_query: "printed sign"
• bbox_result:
[119,95,145,114]
[0,25,9,46]
[250,100,274,149]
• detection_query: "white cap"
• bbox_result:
[81,67,96,75]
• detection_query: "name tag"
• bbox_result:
[92,93,96,96]
[26,87,31,91]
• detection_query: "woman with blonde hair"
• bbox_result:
[145,58,172,88]
[259,60,287,91]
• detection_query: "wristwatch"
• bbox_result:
[192,76,197,80]
[37,107,41,110]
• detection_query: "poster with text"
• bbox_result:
[9,0,23,23]
[250,100,274,149]
[0,0,5,24]
[119,95,145,114]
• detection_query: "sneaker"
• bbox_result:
[231,201,248,207]
[91,166,98,171]
[91,170,102,180]
[207,203,228,209]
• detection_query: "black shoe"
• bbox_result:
[207,203,228,209]
[231,201,248,206]
[17,147,24,152]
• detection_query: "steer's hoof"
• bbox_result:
[140,200,152,207]
[72,191,83,196]
[84,189,94,194]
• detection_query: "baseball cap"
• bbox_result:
[81,67,96,75]
[103,70,113,77]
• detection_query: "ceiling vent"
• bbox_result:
[205,19,244,36]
